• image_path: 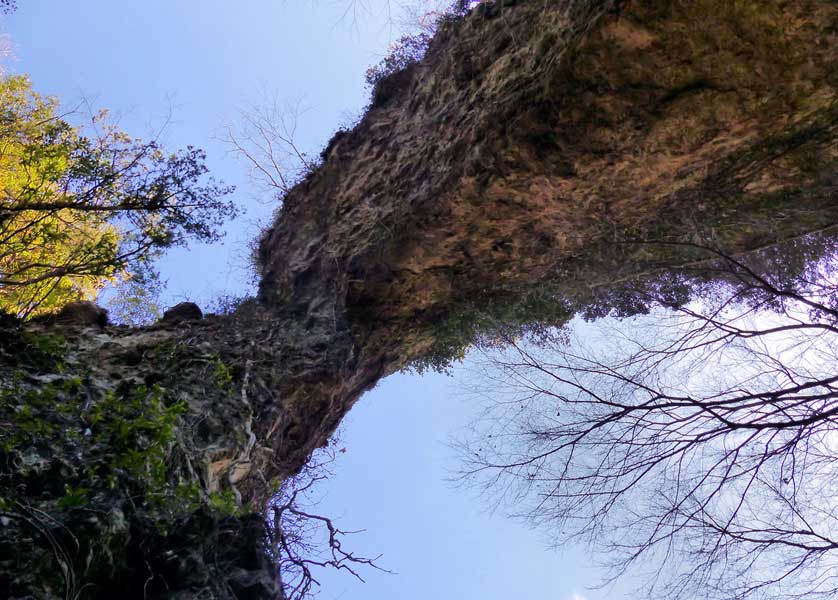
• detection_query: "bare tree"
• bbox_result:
[264,442,389,600]
[459,235,838,600]
[224,97,319,203]
[224,1,482,202]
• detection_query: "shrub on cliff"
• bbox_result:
[364,1,479,91]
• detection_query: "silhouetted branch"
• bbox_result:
[264,444,390,600]
[460,237,838,599]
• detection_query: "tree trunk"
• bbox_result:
[1,0,836,597]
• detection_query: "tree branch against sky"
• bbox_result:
[459,236,838,600]
[0,75,237,318]
[265,441,390,600]
[224,98,318,203]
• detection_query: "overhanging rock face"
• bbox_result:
[2,1,836,597]
[261,0,837,346]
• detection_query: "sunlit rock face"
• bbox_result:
[2,1,836,597]
[260,0,837,347]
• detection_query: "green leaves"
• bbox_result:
[0,75,237,318]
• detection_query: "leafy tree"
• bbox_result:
[459,236,838,600]
[103,266,164,325]
[0,75,236,317]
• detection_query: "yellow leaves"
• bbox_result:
[0,76,123,318]
[0,207,123,317]
[0,74,235,319]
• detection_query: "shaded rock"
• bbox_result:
[51,301,108,327]
[162,302,203,323]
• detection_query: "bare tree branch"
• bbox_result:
[459,237,838,600]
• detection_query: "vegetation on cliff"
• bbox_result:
[0,0,836,598]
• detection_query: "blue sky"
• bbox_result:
[312,367,614,600]
[3,3,626,598]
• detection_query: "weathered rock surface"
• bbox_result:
[162,301,204,323]
[262,0,836,333]
[1,0,836,597]
[47,300,109,327]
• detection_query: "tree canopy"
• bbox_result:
[0,75,235,318]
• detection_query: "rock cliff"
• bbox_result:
[1,0,836,597]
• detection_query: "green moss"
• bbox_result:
[1,334,254,538]
[207,489,240,516]
[0,380,78,450]
[89,384,186,492]
[21,331,65,357]
[19,331,66,369]
[411,287,574,373]
[209,353,234,392]
[57,484,90,509]
[151,481,203,517]
[1,375,194,512]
